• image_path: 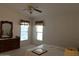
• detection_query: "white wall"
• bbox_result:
[32,4,79,48]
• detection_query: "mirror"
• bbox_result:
[0,21,13,38]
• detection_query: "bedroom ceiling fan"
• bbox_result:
[23,5,42,14]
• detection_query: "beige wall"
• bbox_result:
[32,4,79,48]
[0,5,31,47]
[1,4,79,48]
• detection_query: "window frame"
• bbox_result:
[35,21,44,41]
[20,20,30,41]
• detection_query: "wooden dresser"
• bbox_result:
[0,38,20,53]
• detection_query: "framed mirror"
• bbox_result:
[0,21,13,38]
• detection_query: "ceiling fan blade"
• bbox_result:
[23,5,42,14]
[33,8,42,13]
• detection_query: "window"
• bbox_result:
[35,21,44,41]
[20,21,29,41]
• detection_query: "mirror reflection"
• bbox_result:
[0,21,13,38]
[2,23,11,37]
